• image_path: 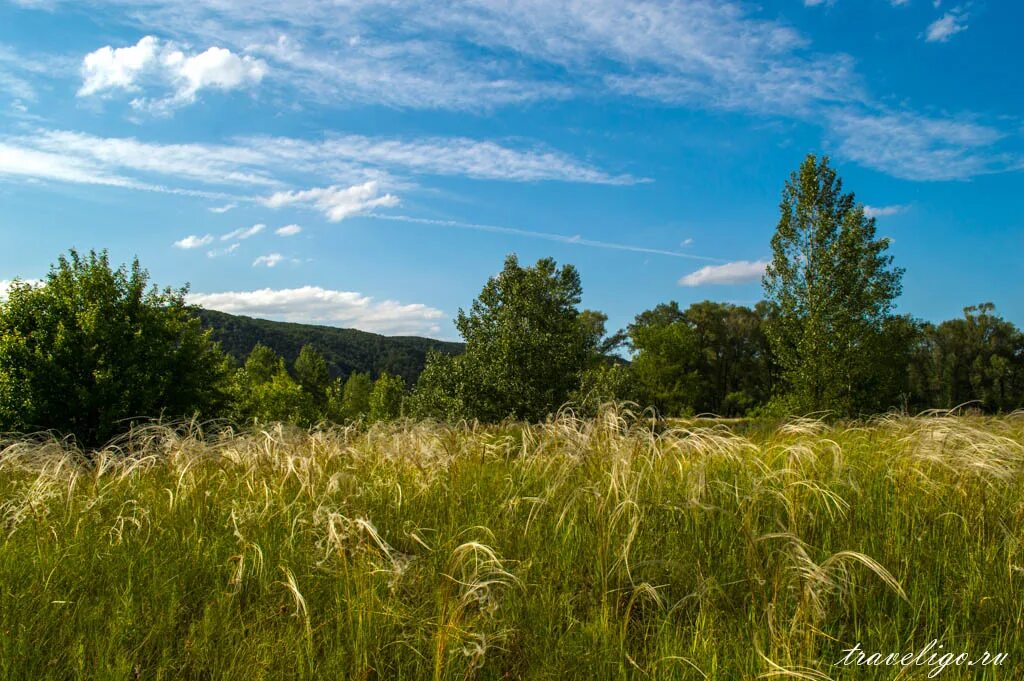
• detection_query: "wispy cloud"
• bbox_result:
[31,1,1012,181]
[275,224,302,236]
[263,181,399,222]
[186,285,446,336]
[827,109,1010,181]
[173,234,214,249]
[245,134,644,185]
[252,253,284,267]
[925,10,969,42]
[221,223,265,241]
[207,242,240,258]
[367,213,725,262]
[679,260,768,286]
[864,204,909,218]
[5,1,1020,185]
[0,128,636,206]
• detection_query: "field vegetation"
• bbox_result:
[2,409,1022,679]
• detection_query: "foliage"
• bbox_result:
[1,414,1021,679]
[763,154,904,415]
[406,350,470,421]
[341,372,373,421]
[910,304,1024,412]
[568,363,637,416]
[628,300,774,416]
[294,344,331,400]
[230,343,317,426]
[414,254,600,422]
[368,371,406,422]
[0,250,229,446]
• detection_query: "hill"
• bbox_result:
[194,308,463,385]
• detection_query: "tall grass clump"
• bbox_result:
[1,408,1023,679]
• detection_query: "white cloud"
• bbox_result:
[0,44,64,102]
[186,285,445,336]
[828,109,1008,181]
[16,129,277,187]
[250,134,642,185]
[5,2,1020,187]
[863,204,909,218]
[174,234,214,249]
[263,180,399,222]
[0,128,633,206]
[0,142,138,188]
[925,11,968,42]
[275,224,302,236]
[166,46,267,102]
[77,36,266,109]
[252,253,284,267]
[78,35,160,96]
[369,213,723,261]
[209,202,237,213]
[679,260,768,287]
[207,242,240,258]
[221,223,265,241]
[54,2,859,118]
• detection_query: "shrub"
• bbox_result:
[0,250,229,446]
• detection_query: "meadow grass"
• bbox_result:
[1,408,1023,679]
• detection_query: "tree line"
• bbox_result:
[1,154,1021,446]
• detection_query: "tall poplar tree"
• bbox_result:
[763,154,903,414]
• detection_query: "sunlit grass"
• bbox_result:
[1,408,1023,679]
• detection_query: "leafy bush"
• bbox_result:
[0,250,229,446]
[230,343,316,426]
[368,371,406,421]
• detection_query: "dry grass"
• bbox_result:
[1,408,1023,679]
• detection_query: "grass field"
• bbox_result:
[1,409,1022,679]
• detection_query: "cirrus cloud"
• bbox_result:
[262,180,399,222]
[221,223,265,241]
[252,252,284,267]
[275,224,302,236]
[864,204,909,218]
[925,10,969,42]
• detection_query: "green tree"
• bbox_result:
[368,372,406,422]
[231,344,315,425]
[415,254,595,422]
[762,154,904,414]
[341,372,373,421]
[627,301,774,416]
[628,303,701,415]
[243,343,282,383]
[294,344,331,404]
[0,250,230,445]
[569,363,637,416]
[406,350,469,421]
[919,304,1024,412]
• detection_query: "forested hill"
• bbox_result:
[195,309,463,385]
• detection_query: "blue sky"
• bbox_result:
[0,0,1021,339]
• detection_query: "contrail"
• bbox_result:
[364,213,727,263]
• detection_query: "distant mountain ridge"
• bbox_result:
[195,309,463,385]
